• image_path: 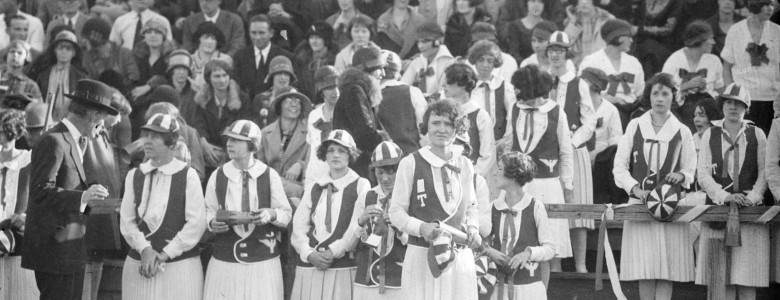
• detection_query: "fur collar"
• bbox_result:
[194,79,242,110]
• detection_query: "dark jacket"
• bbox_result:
[293,42,337,100]
[445,8,493,57]
[181,10,247,57]
[232,44,293,99]
[190,80,257,146]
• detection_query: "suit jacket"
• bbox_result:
[181,11,247,57]
[22,122,90,275]
[44,12,89,48]
[232,44,293,98]
[258,119,309,181]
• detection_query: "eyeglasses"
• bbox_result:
[283,98,301,105]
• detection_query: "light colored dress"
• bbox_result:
[767,119,780,283]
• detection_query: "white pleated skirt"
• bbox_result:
[772,224,780,283]
[203,257,284,299]
[1,256,39,300]
[620,217,695,282]
[490,281,547,300]
[570,148,594,229]
[353,285,405,300]
[122,256,204,300]
[290,265,356,300]
[400,245,478,300]
[524,177,572,258]
[694,223,770,287]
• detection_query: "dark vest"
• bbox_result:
[629,127,683,190]
[466,109,482,164]
[561,78,596,150]
[705,126,759,205]
[211,167,283,263]
[407,152,469,247]
[492,82,508,141]
[379,84,421,154]
[490,199,541,285]
[354,190,406,288]
[296,179,360,269]
[511,105,561,178]
[128,168,199,263]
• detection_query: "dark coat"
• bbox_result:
[232,44,293,99]
[22,122,90,275]
[190,82,257,146]
[445,8,493,58]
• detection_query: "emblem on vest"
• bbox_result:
[416,179,427,207]
[259,232,278,254]
[633,151,639,164]
[711,163,718,175]
[570,124,579,131]
[539,159,558,173]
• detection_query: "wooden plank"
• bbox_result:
[706,238,728,300]
[545,204,780,223]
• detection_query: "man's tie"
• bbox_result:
[440,163,460,203]
[257,52,265,70]
[134,13,143,46]
[67,18,74,30]
[481,82,492,118]
[722,132,741,191]
[78,136,88,151]
[320,183,338,232]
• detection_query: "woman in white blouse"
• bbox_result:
[305,66,340,189]
[119,114,206,300]
[612,73,697,300]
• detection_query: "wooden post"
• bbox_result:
[724,202,742,247]
[706,238,728,300]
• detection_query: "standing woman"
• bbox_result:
[546,31,596,274]
[0,110,37,299]
[696,83,769,299]
[501,65,572,280]
[706,0,743,57]
[305,66,340,189]
[334,15,377,73]
[388,99,481,300]
[203,120,293,300]
[290,129,371,300]
[505,0,552,63]
[612,73,697,300]
[294,21,338,100]
[119,113,206,300]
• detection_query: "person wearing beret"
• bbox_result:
[190,21,234,90]
[400,21,455,99]
[180,0,246,57]
[0,40,42,103]
[108,0,173,50]
[293,21,338,100]
[81,17,140,89]
[21,79,115,299]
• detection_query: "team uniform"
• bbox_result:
[461,100,496,176]
[0,150,37,299]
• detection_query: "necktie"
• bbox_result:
[0,168,7,211]
[242,171,251,231]
[67,18,74,29]
[645,139,661,188]
[440,163,461,203]
[257,52,265,70]
[481,82,491,119]
[521,108,538,152]
[320,183,338,232]
[133,13,143,46]
[498,208,518,300]
[722,132,741,192]
[78,136,88,151]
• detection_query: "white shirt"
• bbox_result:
[0,12,45,52]
[661,48,724,99]
[496,52,518,83]
[578,49,645,104]
[120,159,206,259]
[460,100,496,176]
[492,192,556,261]
[697,121,767,205]
[255,43,271,68]
[470,75,517,127]
[109,9,174,50]
[0,150,31,219]
[204,10,221,23]
[721,19,780,101]
[550,70,597,148]
[61,12,81,29]
[589,99,623,162]
[400,45,456,96]
[204,159,292,235]
[305,105,331,189]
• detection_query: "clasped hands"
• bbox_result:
[210,208,278,233]
[307,248,334,270]
[139,246,170,278]
[485,247,533,270]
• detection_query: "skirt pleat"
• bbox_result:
[203,257,284,299]
[400,245,478,300]
[122,256,204,300]
[772,224,780,283]
[524,178,572,258]
[570,148,595,229]
[353,285,405,300]
[620,220,695,282]
[696,223,770,287]
[290,266,356,300]
[489,281,547,300]
[2,256,39,300]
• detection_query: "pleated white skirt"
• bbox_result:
[353,285,405,300]
[620,217,695,282]
[290,265,356,300]
[524,177,572,258]
[1,256,39,300]
[772,224,780,283]
[400,245,478,300]
[122,256,204,300]
[695,223,770,287]
[570,148,594,229]
[203,257,284,299]
[490,281,547,300]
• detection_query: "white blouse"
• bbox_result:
[492,192,556,261]
[460,100,496,176]
[0,150,30,219]
[721,20,780,101]
[661,48,724,98]
[589,100,623,162]
[305,105,330,189]
[578,49,645,104]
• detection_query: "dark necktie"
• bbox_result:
[521,108,538,152]
[722,132,741,191]
[481,82,491,118]
[133,13,143,46]
[645,139,661,186]
[319,183,338,232]
[257,52,265,70]
[440,163,460,203]
[242,171,251,231]
[67,18,74,29]
[78,136,88,151]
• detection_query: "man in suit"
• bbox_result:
[180,0,245,57]
[232,14,292,99]
[21,79,117,300]
[44,0,88,47]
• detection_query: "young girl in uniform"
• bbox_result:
[388,99,482,300]
[484,151,556,300]
[352,141,407,299]
[119,113,206,300]
[501,64,573,282]
[203,120,293,300]
[291,129,371,300]
[696,83,769,300]
[612,73,697,300]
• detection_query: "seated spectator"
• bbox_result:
[81,17,140,88]
[333,15,377,73]
[37,0,88,27]
[293,21,336,100]
[0,0,45,52]
[232,14,293,99]
[2,14,41,62]
[519,21,573,73]
[326,0,372,50]
[268,11,305,52]
[400,21,455,98]
[131,18,175,98]
[145,49,199,124]
[109,0,173,50]
[633,0,684,75]
[497,0,565,45]
[190,21,233,90]
[181,0,245,57]
[505,0,554,63]
[374,0,426,60]
[706,0,744,57]
[44,0,87,47]
[252,55,296,128]
[258,88,311,199]
[417,0,453,31]
[563,0,614,66]
[445,0,492,58]
[469,22,517,82]
[0,40,41,101]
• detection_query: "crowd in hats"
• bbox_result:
[1,0,780,300]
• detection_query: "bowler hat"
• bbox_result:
[64,79,119,115]
[25,102,47,128]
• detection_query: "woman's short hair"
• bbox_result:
[511,65,554,101]
[0,109,26,141]
[696,97,722,123]
[347,15,375,41]
[142,129,180,147]
[204,59,233,85]
[746,0,772,14]
[466,40,503,68]
[316,140,360,163]
[683,20,713,48]
[419,99,470,136]
[444,63,478,93]
[500,151,537,187]
[641,72,678,104]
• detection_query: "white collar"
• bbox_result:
[0,149,30,171]
[555,69,576,83]
[493,191,533,212]
[314,169,360,189]
[476,75,504,89]
[430,45,454,62]
[712,119,753,139]
[204,10,220,22]
[139,158,187,175]
[380,79,405,88]
[60,118,82,144]
[637,112,684,142]
[255,44,271,58]
[372,185,390,199]
[62,12,80,22]
[418,146,464,168]
[514,98,557,114]
[222,159,268,182]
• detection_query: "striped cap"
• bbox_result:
[223,119,262,142]
[325,129,356,151]
[370,141,404,167]
[720,83,751,108]
[142,113,180,133]
[0,228,15,256]
[547,31,570,48]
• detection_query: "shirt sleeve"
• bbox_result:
[162,169,207,259]
[400,59,420,87]
[475,110,496,176]
[527,200,557,262]
[269,169,293,228]
[119,170,152,252]
[557,109,574,190]
[28,16,45,52]
[388,156,425,237]
[678,126,698,188]
[410,86,427,131]
[463,161,479,231]
[291,183,315,262]
[475,174,492,238]
[204,171,219,231]
[766,119,780,202]
[697,129,731,204]
[721,26,736,64]
[613,121,639,193]
[571,79,597,148]
[746,129,768,205]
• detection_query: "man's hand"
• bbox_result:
[82,184,109,205]
[284,162,302,181]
